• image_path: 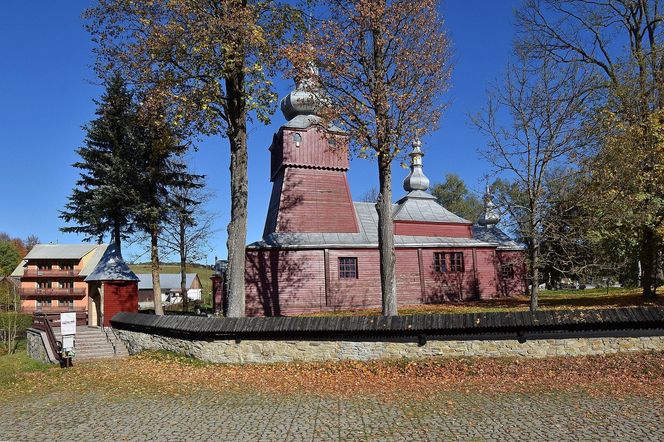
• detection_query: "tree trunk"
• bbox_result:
[376,153,398,316]
[224,67,248,318]
[180,219,188,312]
[113,222,122,254]
[640,226,658,299]
[151,225,163,316]
[529,243,539,312]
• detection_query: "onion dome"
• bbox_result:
[403,137,430,192]
[280,64,323,129]
[478,185,500,226]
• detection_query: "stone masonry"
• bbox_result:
[115,329,664,364]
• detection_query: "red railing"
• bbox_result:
[20,288,86,298]
[32,313,63,363]
[22,269,79,277]
[33,311,88,327]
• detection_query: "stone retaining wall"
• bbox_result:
[26,328,55,364]
[115,329,664,364]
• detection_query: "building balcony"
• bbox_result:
[19,288,86,299]
[22,269,79,278]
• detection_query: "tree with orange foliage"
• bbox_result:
[85,1,300,317]
[289,0,451,315]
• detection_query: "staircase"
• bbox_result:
[56,327,129,362]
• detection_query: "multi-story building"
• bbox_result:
[11,244,108,314]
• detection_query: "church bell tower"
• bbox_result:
[262,73,359,237]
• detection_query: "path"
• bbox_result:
[1,389,661,441]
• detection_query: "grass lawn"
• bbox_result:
[299,286,664,317]
[0,341,52,389]
[0,350,661,402]
[129,264,215,307]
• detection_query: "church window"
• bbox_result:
[449,253,464,272]
[434,252,464,273]
[433,253,446,272]
[501,263,515,279]
[292,133,302,147]
[338,257,358,279]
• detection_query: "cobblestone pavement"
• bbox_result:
[1,389,662,441]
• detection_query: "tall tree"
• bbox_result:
[0,241,21,276]
[159,180,215,312]
[292,0,451,316]
[133,92,202,316]
[431,173,483,221]
[85,0,299,317]
[517,0,664,297]
[473,55,593,311]
[60,75,142,252]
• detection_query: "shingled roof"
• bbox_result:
[84,243,139,282]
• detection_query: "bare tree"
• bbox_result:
[160,184,216,312]
[472,54,593,311]
[360,187,379,203]
[0,279,20,354]
[291,0,452,315]
[517,0,664,298]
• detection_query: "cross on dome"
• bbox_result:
[403,136,430,192]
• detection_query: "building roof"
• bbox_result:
[10,260,27,277]
[136,273,199,291]
[10,243,110,277]
[393,191,471,224]
[250,202,495,249]
[24,243,98,260]
[471,225,525,250]
[84,243,139,282]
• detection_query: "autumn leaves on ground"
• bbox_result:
[1,351,662,405]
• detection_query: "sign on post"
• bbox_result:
[60,312,77,336]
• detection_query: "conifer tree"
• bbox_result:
[60,74,142,253]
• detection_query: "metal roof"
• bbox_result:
[80,244,109,276]
[249,201,498,249]
[471,225,525,250]
[24,244,98,260]
[137,273,199,291]
[84,243,139,282]
[393,191,472,223]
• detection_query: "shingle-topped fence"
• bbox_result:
[112,307,664,342]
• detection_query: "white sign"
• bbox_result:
[62,335,75,350]
[60,312,77,336]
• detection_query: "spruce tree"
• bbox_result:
[60,74,142,252]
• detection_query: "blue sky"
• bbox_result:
[0,0,520,263]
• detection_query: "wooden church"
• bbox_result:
[242,78,526,316]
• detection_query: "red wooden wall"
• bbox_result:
[394,221,473,238]
[273,168,359,233]
[245,246,526,316]
[103,281,138,327]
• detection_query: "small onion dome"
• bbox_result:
[403,137,430,192]
[280,64,322,122]
[478,185,500,226]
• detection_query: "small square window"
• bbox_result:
[338,257,358,279]
[501,264,515,279]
